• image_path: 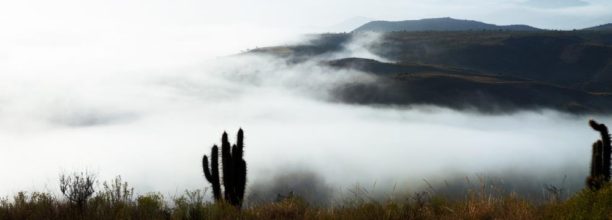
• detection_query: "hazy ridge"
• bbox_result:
[353,17,612,32]
[353,17,541,32]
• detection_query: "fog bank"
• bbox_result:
[0,17,608,202]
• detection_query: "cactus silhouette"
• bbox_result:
[202,145,221,201]
[587,120,611,190]
[202,129,247,208]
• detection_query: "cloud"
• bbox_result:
[523,0,589,8]
[0,4,608,201]
[247,168,334,206]
[49,108,138,127]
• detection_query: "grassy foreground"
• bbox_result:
[2,180,612,220]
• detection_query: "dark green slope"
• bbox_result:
[373,32,612,92]
[326,57,612,113]
[249,31,612,114]
[332,68,612,114]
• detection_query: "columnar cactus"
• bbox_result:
[587,120,611,190]
[202,129,247,208]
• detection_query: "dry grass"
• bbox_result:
[1,179,612,220]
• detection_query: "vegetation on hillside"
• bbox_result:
[250,31,612,114]
[1,177,612,219]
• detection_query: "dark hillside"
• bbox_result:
[249,31,612,114]
[327,58,612,113]
[334,71,612,113]
[371,32,612,92]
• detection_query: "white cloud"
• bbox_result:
[0,32,606,197]
[0,0,609,198]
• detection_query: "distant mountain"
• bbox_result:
[352,17,541,32]
[585,23,612,31]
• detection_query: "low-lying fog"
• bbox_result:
[0,24,609,204]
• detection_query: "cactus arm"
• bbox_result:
[233,129,244,160]
[590,120,611,181]
[203,155,213,182]
[221,132,233,201]
[237,129,244,156]
[211,145,221,200]
[203,145,222,201]
[589,120,611,147]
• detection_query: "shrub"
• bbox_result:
[59,172,97,212]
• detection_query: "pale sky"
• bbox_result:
[1,0,609,29]
[0,0,609,68]
[1,0,610,59]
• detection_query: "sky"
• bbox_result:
[0,0,610,199]
[1,0,610,78]
[1,1,611,55]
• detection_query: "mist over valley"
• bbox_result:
[1,2,612,217]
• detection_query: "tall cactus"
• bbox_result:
[587,120,611,190]
[202,129,247,208]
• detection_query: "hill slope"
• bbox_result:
[585,23,612,31]
[328,58,612,113]
[249,31,612,114]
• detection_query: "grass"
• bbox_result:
[1,176,612,219]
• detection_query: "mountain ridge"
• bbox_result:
[352,17,542,32]
[352,17,612,32]
[585,23,612,31]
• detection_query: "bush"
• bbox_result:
[59,172,97,212]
